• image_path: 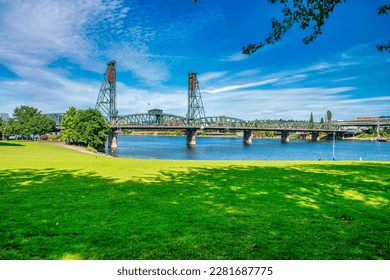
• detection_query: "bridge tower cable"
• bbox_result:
[95,60,118,125]
[187,72,206,124]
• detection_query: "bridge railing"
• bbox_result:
[244,120,342,130]
[116,113,187,126]
[194,116,247,127]
[111,112,356,132]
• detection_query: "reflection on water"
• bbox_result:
[106,135,390,161]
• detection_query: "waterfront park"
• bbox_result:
[1,63,390,261]
[0,140,389,260]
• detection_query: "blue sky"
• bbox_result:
[0,0,389,121]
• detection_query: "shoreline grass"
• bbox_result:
[0,141,389,260]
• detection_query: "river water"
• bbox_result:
[106,135,390,161]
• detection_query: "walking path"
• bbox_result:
[39,141,110,157]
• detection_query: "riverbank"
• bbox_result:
[38,141,111,157]
[0,141,389,260]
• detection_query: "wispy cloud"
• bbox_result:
[201,86,390,121]
[0,0,190,83]
[198,71,229,83]
[332,76,358,83]
[220,52,249,62]
[204,78,279,94]
[116,84,187,117]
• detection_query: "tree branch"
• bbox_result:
[243,0,346,55]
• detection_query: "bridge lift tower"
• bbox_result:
[96,60,118,123]
[96,60,118,148]
[185,72,206,145]
[187,72,206,124]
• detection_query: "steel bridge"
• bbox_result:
[92,61,371,147]
[45,61,388,146]
[94,62,257,146]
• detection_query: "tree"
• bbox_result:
[0,117,3,140]
[309,112,314,128]
[193,1,389,55]
[61,107,110,152]
[75,109,110,152]
[377,4,390,52]
[241,1,390,55]
[320,117,324,124]
[61,107,79,144]
[326,110,332,124]
[8,106,55,139]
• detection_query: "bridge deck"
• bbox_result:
[110,124,354,134]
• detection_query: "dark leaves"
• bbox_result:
[242,0,347,55]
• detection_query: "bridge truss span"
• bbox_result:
[117,113,187,126]
[244,120,342,130]
[195,116,247,127]
[115,114,247,128]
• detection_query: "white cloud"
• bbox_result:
[220,52,249,62]
[201,86,389,120]
[332,76,359,83]
[198,71,229,83]
[116,84,187,117]
[204,78,280,94]
[0,0,172,83]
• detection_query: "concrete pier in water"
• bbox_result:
[311,132,320,141]
[108,130,118,148]
[243,129,253,145]
[186,128,197,146]
[281,131,290,143]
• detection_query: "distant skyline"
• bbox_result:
[0,0,389,121]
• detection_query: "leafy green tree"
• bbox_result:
[8,106,55,139]
[0,118,12,140]
[320,117,324,124]
[0,117,3,140]
[309,112,314,129]
[75,108,110,151]
[61,107,79,144]
[326,110,332,124]
[61,107,110,152]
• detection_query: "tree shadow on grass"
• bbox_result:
[0,163,389,260]
[0,141,25,147]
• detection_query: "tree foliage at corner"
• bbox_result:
[202,0,389,55]
[7,105,55,139]
[242,0,347,55]
[376,4,390,52]
[61,107,110,152]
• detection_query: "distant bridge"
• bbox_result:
[333,119,390,129]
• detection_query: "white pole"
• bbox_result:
[332,131,335,160]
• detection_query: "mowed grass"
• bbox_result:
[0,141,389,260]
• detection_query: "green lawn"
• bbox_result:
[0,141,389,260]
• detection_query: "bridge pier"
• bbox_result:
[108,129,118,149]
[281,131,290,143]
[311,132,320,141]
[336,131,345,140]
[243,129,253,145]
[299,133,307,140]
[186,128,197,146]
